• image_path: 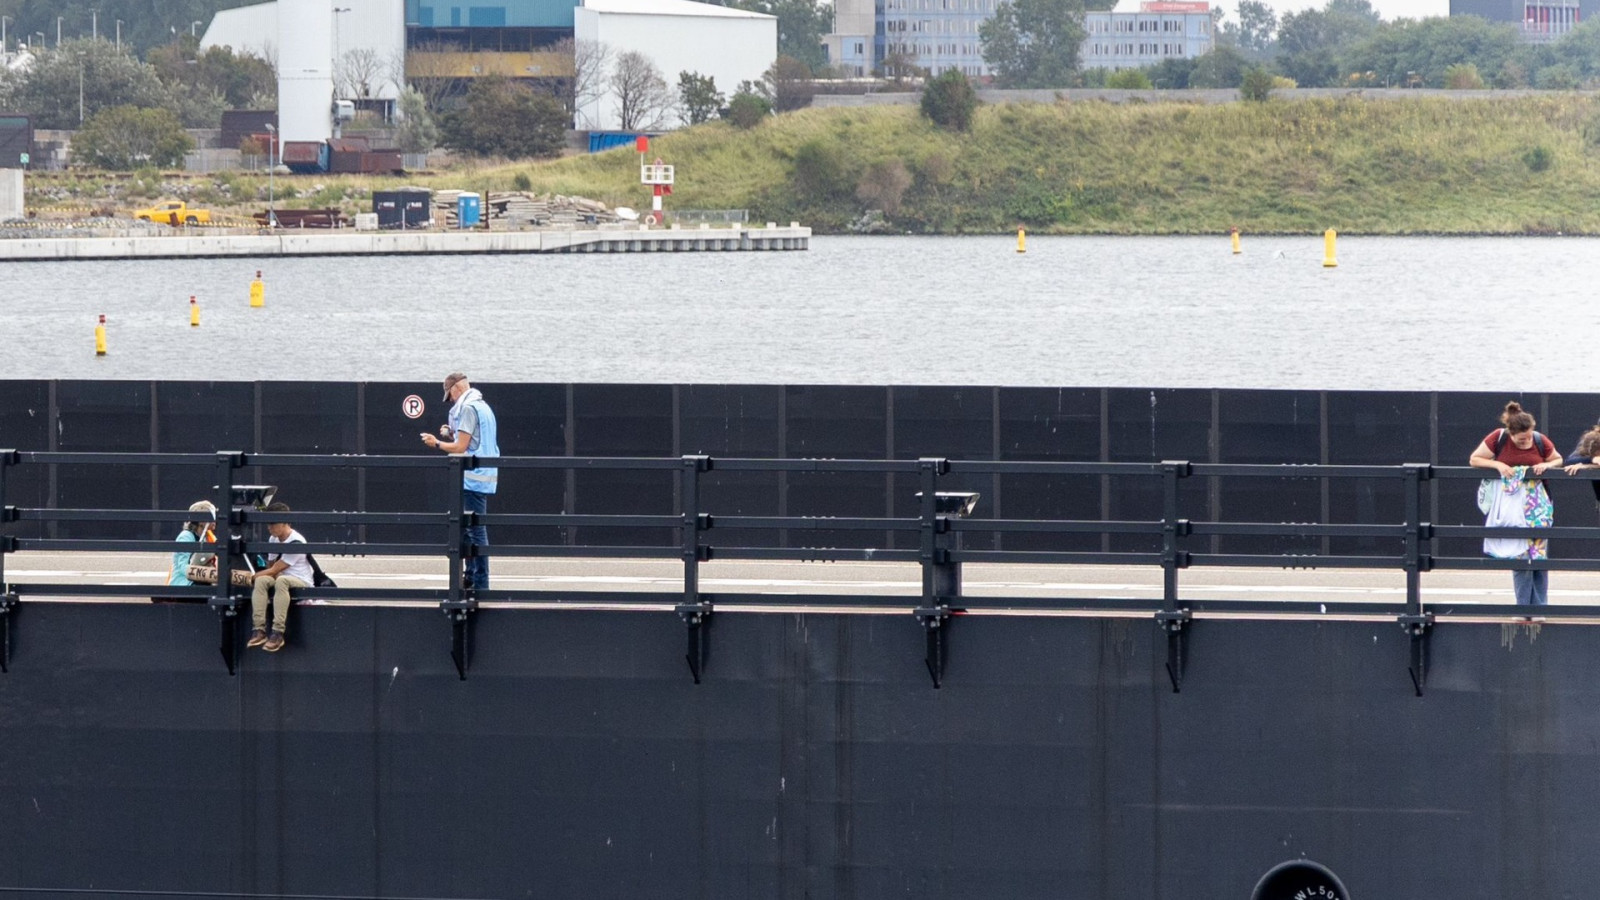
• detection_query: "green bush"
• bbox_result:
[128,169,165,198]
[310,184,348,208]
[725,90,771,129]
[512,171,532,192]
[440,75,568,158]
[1493,61,1529,89]
[1523,145,1553,172]
[1189,47,1248,89]
[396,87,439,155]
[678,71,726,125]
[790,140,853,200]
[1106,69,1152,90]
[920,69,978,132]
[1443,63,1484,90]
[1583,111,1600,151]
[916,152,956,189]
[1536,64,1579,90]
[1005,178,1077,225]
[1239,67,1276,102]
[71,106,194,170]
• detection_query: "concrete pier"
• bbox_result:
[0,222,811,260]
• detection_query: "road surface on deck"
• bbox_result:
[7,552,1600,622]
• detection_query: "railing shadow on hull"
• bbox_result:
[2,449,1597,696]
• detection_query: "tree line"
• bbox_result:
[979,0,1600,90]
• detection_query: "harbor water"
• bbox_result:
[2,234,1595,389]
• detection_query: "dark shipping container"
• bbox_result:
[373,189,431,228]
[0,112,34,168]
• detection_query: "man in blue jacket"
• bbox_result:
[421,372,499,590]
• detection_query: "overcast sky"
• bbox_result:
[1115,0,1453,23]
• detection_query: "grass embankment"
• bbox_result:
[27,95,1600,234]
[515,94,1600,235]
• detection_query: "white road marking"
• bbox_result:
[6,556,1590,611]
[0,566,1552,602]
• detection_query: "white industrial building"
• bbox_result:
[575,0,775,130]
[199,3,279,67]
[201,0,773,139]
[202,0,406,141]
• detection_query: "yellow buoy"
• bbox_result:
[249,270,264,308]
[190,295,200,327]
[1230,227,1241,255]
[94,314,107,356]
[1322,229,1338,268]
[1017,227,1026,254]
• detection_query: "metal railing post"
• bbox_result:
[915,457,952,688]
[212,452,244,675]
[677,455,712,683]
[0,448,15,587]
[0,449,18,673]
[1399,463,1435,697]
[1156,460,1193,693]
[444,454,472,679]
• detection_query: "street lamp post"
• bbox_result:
[191,20,202,37]
[116,21,122,51]
[2,17,10,55]
[332,7,350,98]
[92,10,97,41]
[264,123,277,228]
[56,16,62,46]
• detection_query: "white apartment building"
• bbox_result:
[823,0,1214,79]
[1083,2,1214,70]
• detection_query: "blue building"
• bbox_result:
[405,0,578,43]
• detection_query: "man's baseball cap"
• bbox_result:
[442,372,467,401]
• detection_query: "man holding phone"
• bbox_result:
[420,372,499,590]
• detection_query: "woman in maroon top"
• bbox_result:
[1469,401,1562,607]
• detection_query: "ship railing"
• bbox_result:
[3,450,1599,689]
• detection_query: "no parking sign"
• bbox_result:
[402,395,425,419]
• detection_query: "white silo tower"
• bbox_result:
[277,0,335,143]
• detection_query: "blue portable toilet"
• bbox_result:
[457,192,481,228]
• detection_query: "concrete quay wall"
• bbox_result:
[0,223,810,260]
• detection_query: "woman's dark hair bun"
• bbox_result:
[1499,400,1535,431]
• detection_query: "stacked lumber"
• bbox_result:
[431,191,623,229]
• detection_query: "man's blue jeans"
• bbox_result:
[1513,568,1547,606]
[463,489,490,590]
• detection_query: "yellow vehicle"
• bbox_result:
[133,201,211,226]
